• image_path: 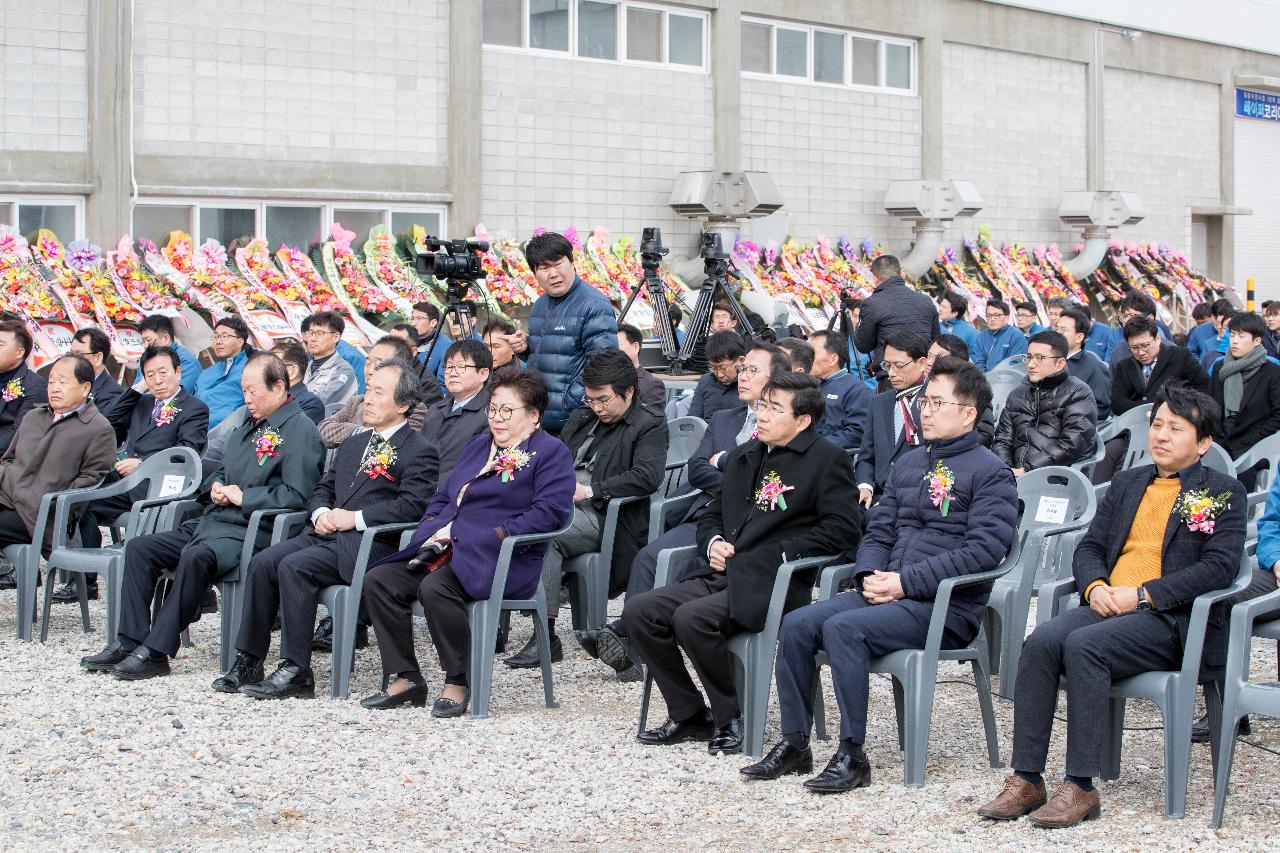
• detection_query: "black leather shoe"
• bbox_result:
[81,642,132,672]
[240,662,316,700]
[1192,712,1250,743]
[111,648,171,681]
[575,628,601,659]
[803,748,871,793]
[431,689,470,718]
[361,681,429,710]
[354,624,368,649]
[311,615,334,652]
[595,625,636,676]
[637,710,715,746]
[741,740,815,780]
[504,633,562,669]
[0,570,16,590]
[709,714,745,754]
[53,579,98,603]
[211,652,264,694]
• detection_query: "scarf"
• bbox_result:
[1217,345,1267,418]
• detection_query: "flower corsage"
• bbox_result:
[924,460,956,518]
[494,447,534,483]
[154,401,179,427]
[254,427,283,466]
[2,378,23,403]
[754,471,795,512]
[361,435,397,481]
[1174,488,1232,535]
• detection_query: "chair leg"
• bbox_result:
[741,650,770,760]
[105,558,121,642]
[1210,689,1242,829]
[532,593,558,711]
[984,609,1002,676]
[999,610,1024,700]
[1163,694,1196,820]
[469,603,499,719]
[636,671,654,737]
[329,594,352,700]
[38,562,58,643]
[891,676,906,751]
[812,667,830,741]
[15,554,36,642]
[971,651,1004,769]
[903,662,938,788]
[1101,697,1125,781]
[76,574,91,633]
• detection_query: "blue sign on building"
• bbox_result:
[1237,88,1280,122]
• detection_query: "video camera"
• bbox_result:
[639,227,669,276]
[414,236,490,282]
[699,231,732,283]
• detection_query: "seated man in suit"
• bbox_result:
[743,357,1018,791]
[624,372,858,755]
[856,331,929,510]
[575,341,792,681]
[212,358,433,698]
[81,353,325,681]
[808,330,872,452]
[0,319,48,455]
[687,331,748,422]
[318,336,430,449]
[300,311,359,409]
[978,383,1245,828]
[52,345,210,604]
[274,341,327,425]
[1209,312,1280,491]
[70,327,124,414]
[138,314,203,393]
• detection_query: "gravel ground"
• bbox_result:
[1,592,1278,851]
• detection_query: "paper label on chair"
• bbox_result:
[1035,496,1069,524]
[158,474,186,498]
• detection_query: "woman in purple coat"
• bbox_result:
[361,367,575,715]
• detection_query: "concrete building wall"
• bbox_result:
[0,0,88,154]
[478,49,714,257]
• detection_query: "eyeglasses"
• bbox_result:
[211,332,244,342]
[1026,353,1062,364]
[582,393,616,409]
[880,359,920,372]
[1128,340,1157,353]
[487,405,528,421]
[303,329,338,338]
[985,313,1007,321]
[443,364,479,374]
[740,365,765,377]
[709,361,739,376]
[919,396,972,413]
[757,401,793,417]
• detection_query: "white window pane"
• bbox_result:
[851,36,878,86]
[483,0,522,47]
[199,208,255,247]
[814,31,844,84]
[775,28,807,78]
[529,0,569,52]
[741,22,770,73]
[885,42,912,89]
[391,211,441,238]
[668,14,703,67]
[333,209,383,248]
[19,203,76,239]
[265,206,323,250]
[133,204,191,247]
[577,1,617,60]
[626,7,662,63]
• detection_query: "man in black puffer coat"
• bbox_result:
[852,255,939,383]
[992,331,1098,475]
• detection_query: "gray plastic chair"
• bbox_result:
[324,401,346,418]
[988,375,1023,421]
[1038,552,1254,819]
[1210,585,1280,828]
[984,466,1096,698]
[1107,404,1155,472]
[561,495,649,630]
[810,545,1020,786]
[1232,432,1280,503]
[1201,442,1236,476]
[40,447,202,642]
[993,354,1028,374]
[635,544,840,759]
[663,416,706,495]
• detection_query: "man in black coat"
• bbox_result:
[979,384,1246,828]
[421,339,492,495]
[687,331,747,422]
[624,372,859,755]
[504,349,668,669]
[81,353,325,681]
[1209,312,1280,491]
[1055,306,1111,420]
[213,358,433,699]
[71,327,124,414]
[618,323,667,410]
[0,319,48,454]
[852,255,939,385]
[856,331,929,509]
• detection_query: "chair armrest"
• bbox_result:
[648,491,699,544]
[818,563,857,601]
[1037,576,1081,624]
[157,499,202,533]
[653,545,699,589]
[598,494,648,567]
[271,511,309,544]
[1222,586,1280,688]
[47,480,108,549]
[237,508,296,572]
[1179,554,1257,682]
[487,517,577,603]
[347,522,419,590]
[922,564,1016,658]
[761,555,842,637]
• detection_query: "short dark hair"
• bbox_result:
[246,351,290,391]
[1152,380,1221,442]
[870,255,901,279]
[750,340,793,376]
[667,304,682,325]
[412,302,441,322]
[1013,300,1037,316]
[490,366,550,416]
[445,338,493,372]
[582,348,638,398]
[1228,312,1267,340]
[301,311,344,335]
[1191,302,1213,322]
[776,337,815,373]
[705,330,747,364]
[1118,291,1157,318]
[711,300,735,317]
[55,353,95,386]
[928,356,992,417]
[523,232,574,270]
[986,299,1011,316]
[616,323,644,347]
[371,358,422,410]
[1029,330,1068,359]
[939,291,968,317]
[140,344,181,372]
[883,329,930,361]
[1122,315,1160,342]
[1265,303,1280,318]
[762,372,825,424]
[481,318,517,337]
[73,326,111,359]
[0,319,32,361]
[214,316,250,343]
[808,330,849,369]
[934,333,970,361]
[272,341,309,381]
[1046,297,1071,312]
[1211,298,1236,319]
[370,334,416,364]
[390,323,420,346]
[1058,304,1092,338]
[139,314,176,338]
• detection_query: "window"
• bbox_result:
[265,206,323,251]
[391,210,442,238]
[741,17,916,93]
[0,196,86,241]
[333,209,384,247]
[132,204,193,247]
[483,0,708,71]
[199,207,257,248]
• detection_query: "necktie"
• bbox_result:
[1142,362,1154,383]
[894,385,921,445]
[151,399,163,422]
[736,409,758,444]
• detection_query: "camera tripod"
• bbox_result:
[422,280,481,371]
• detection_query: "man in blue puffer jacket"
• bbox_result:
[508,232,618,432]
[742,356,1019,793]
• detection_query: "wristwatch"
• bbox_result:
[584,485,594,500]
[1136,586,1153,612]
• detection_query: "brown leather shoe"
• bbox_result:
[1027,781,1101,828]
[977,774,1048,820]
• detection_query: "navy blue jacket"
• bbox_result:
[524,278,618,430]
[0,364,47,454]
[1065,349,1112,420]
[853,276,939,366]
[292,386,326,424]
[816,369,872,451]
[855,430,1019,637]
[1185,321,1217,362]
[90,371,124,415]
[687,372,744,422]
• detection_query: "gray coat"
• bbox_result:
[420,388,491,495]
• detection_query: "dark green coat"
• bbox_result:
[193,397,324,573]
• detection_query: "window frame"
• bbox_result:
[0,195,86,242]
[739,15,917,96]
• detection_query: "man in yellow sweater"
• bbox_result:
[977,381,1246,828]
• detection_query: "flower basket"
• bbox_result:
[363,224,436,307]
[277,243,375,346]
[318,224,404,328]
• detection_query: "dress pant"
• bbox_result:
[117,521,219,657]
[1011,606,1182,779]
[609,522,700,636]
[236,533,346,670]
[1090,435,1129,485]
[540,505,602,615]
[622,573,741,726]
[0,506,32,550]
[364,561,473,686]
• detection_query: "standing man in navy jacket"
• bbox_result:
[808,330,872,452]
[742,357,1017,792]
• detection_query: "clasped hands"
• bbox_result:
[209,482,243,508]
[314,508,358,535]
[1087,584,1140,617]
[862,570,904,604]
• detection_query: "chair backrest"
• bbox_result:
[1201,442,1235,476]
[993,354,1028,374]
[989,376,1022,420]
[1232,432,1280,495]
[325,401,346,418]
[136,446,203,501]
[665,416,707,469]
[1015,466,1097,585]
[1104,404,1154,471]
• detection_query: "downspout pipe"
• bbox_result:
[901,220,946,279]
[1064,225,1111,280]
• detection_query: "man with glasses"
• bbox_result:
[1014,301,1047,337]
[992,331,1098,475]
[300,312,358,409]
[195,317,251,429]
[856,331,930,511]
[318,336,433,449]
[420,339,493,496]
[139,314,203,393]
[937,292,979,357]
[688,331,749,422]
[505,349,667,669]
[410,302,450,387]
[743,357,1017,791]
[1108,291,1173,368]
[973,300,1028,372]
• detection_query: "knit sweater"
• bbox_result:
[1086,475,1180,600]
